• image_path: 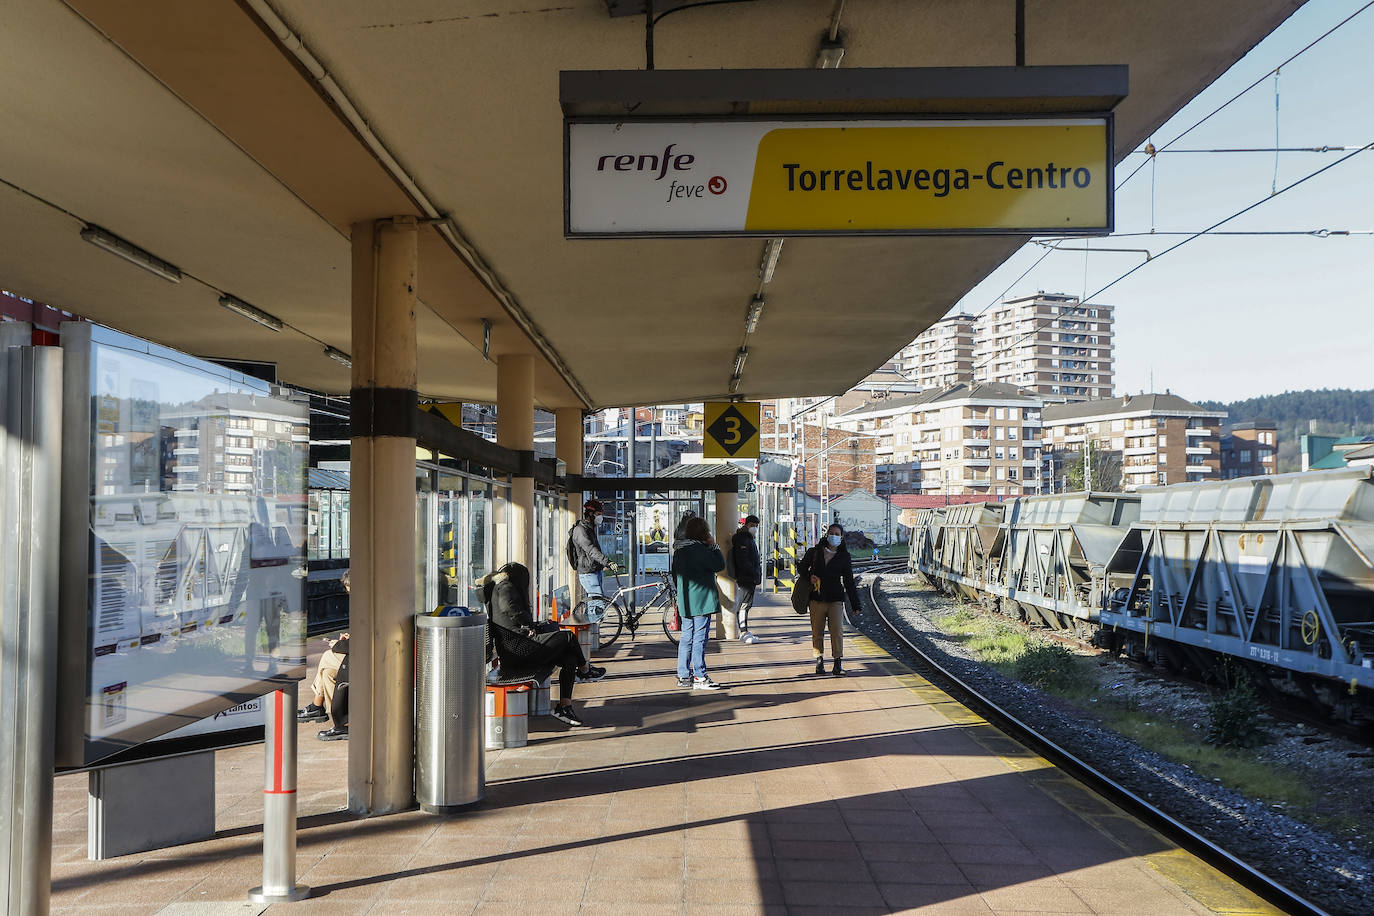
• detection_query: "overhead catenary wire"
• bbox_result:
[974,140,1374,372]
[1115,0,1374,192]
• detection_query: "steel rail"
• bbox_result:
[851,571,1329,916]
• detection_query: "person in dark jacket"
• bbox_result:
[482,562,605,726]
[569,498,616,613]
[729,515,763,643]
[671,516,726,690]
[798,523,862,677]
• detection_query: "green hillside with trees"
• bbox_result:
[1199,389,1374,472]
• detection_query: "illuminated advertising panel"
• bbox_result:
[57,324,307,767]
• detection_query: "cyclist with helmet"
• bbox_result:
[569,498,616,609]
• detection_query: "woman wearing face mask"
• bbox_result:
[798,523,862,676]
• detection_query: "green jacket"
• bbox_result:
[671,539,725,618]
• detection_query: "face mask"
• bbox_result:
[748,527,758,535]
[593,515,603,525]
[827,534,842,547]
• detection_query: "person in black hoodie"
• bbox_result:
[797,523,862,677]
[483,562,604,726]
[730,515,763,643]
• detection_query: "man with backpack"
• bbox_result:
[568,498,616,610]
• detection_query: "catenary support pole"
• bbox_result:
[0,346,62,916]
[250,685,309,902]
[348,217,419,816]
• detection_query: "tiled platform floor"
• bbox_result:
[50,591,1279,914]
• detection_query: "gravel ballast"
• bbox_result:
[861,575,1374,916]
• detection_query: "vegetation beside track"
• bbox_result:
[931,601,1325,829]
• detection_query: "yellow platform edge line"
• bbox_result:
[845,627,1282,915]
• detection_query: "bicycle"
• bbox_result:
[573,567,680,649]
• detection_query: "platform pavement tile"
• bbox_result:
[683,857,776,882]
[565,832,685,860]
[366,902,477,916]
[941,842,1043,867]
[878,853,976,886]
[297,853,413,880]
[415,830,515,860]
[682,878,786,906]
[583,875,685,903]
[587,853,685,879]
[53,906,165,916]
[780,879,887,908]
[774,856,873,884]
[480,871,589,903]
[764,819,852,842]
[955,863,1070,889]
[977,881,1096,913]
[877,881,992,912]
[854,841,957,867]
[372,862,496,902]
[684,835,768,860]
[927,824,1026,848]
[684,905,788,916]
[846,822,937,845]
[470,901,583,916]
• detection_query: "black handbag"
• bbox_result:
[790,576,812,615]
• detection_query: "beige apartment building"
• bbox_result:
[832,382,1045,498]
[893,294,1115,403]
[973,293,1115,401]
[896,313,976,391]
[1042,393,1225,491]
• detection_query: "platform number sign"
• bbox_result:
[704,402,760,459]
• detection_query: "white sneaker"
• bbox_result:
[693,676,723,691]
[741,631,759,644]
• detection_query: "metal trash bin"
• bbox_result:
[415,612,486,813]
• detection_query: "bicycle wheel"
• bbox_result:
[660,602,680,645]
[589,599,624,650]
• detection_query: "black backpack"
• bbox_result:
[567,524,580,570]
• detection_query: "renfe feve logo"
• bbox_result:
[595,143,719,204]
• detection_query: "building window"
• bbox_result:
[995,467,1006,480]
[1008,468,1017,480]
[1158,435,1167,447]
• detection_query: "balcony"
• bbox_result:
[1124,445,1155,456]
[964,457,990,467]
[1186,465,1217,474]
[173,447,199,457]
[962,437,990,447]
[1185,427,1213,437]
[1185,446,1213,456]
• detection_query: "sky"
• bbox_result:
[938,0,1374,404]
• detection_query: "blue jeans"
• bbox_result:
[677,613,713,680]
[578,571,605,622]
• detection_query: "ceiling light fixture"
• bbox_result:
[80,225,182,283]
[733,347,749,378]
[745,295,765,334]
[758,238,784,283]
[218,294,284,331]
[323,346,352,368]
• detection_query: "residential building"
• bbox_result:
[972,293,1115,401]
[831,382,1045,499]
[1301,434,1374,471]
[895,313,976,391]
[1042,393,1224,491]
[1220,421,1277,479]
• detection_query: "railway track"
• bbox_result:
[853,568,1329,916]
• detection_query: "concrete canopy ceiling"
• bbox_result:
[1,0,1303,409]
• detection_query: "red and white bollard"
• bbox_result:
[249,685,311,902]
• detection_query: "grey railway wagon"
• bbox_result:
[1103,467,1374,703]
[994,492,1141,634]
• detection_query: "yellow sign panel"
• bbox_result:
[746,122,1108,232]
[703,401,760,460]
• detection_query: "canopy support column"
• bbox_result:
[348,217,418,816]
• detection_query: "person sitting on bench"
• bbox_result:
[298,570,350,738]
[482,562,604,727]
